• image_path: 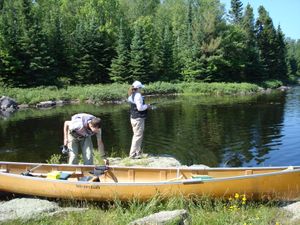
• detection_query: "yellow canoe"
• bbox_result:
[0,161,300,201]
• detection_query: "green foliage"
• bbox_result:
[260,79,283,89]
[229,0,244,24]
[46,154,62,164]
[0,0,294,87]
[109,20,131,83]
[180,82,259,95]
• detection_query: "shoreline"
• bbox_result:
[0,83,291,111]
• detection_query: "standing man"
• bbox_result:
[63,113,108,165]
[128,81,151,159]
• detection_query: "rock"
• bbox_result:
[18,104,30,109]
[277,86,290,92]
[56,100,70,105]
[283,201,300,221]
[0,198,87,223]
[0,198,59,222]
[189,164,210,169]
[129,209,189,225]
[0,96,18,112]
[36,101,56,108]
[108,155,182,167]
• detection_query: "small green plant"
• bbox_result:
[46,154,62,164]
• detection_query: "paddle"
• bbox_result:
[21,164,43,176]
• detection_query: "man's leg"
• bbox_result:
[81,136,94,165]
[67,133,79,164]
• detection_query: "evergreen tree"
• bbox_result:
[275,26,288,79]
[129,22,148,82]
[256,6,278,80]
[0,0,25,86]
[155,24,176,81]
[229,0,243,25]
[129,17,153,82]
[286,38,299,76]
[110,20,130,83]
[72,22,113,84]
[21,0,55,86]
[181,0,200,81]
[39,0,69,82]
[242,3,261,81]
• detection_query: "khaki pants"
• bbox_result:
[67,132,93,165]
[129,117,145,157]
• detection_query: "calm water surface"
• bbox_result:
[1,87,300,167]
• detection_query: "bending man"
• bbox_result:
[63,113,108,165]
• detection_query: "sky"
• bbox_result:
[220,0,300,40]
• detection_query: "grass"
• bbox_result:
[0,81,278,105]
[2,195,295,225]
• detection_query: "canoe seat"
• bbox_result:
[245,170,253,175]
[0,169,8,173]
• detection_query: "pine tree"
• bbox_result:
[181,0,200,81]
[130,23,148,82]
[242,3,261,81]
[154,24,176,81]
[229,0,243,25]
[0,0,24,86]
[275,26,288,80]
[256,6,278,80]
[129,17,153,82]
[21,0,55,86]
[110,20,130,83]
[72,22,113,84]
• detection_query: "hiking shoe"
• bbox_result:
[133,154,142,159]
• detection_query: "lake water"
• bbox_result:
[1,87,300,167]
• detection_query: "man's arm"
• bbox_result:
[64,121,70,146]
[96,130,109,165]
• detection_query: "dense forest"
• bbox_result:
[0,0,299,87]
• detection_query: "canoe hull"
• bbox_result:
[1,164,300,201]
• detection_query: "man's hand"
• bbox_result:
[104,158,109,166]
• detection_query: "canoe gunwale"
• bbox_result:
[1,161,300,171]
[1,167,299,186]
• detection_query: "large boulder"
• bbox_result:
[129,209,189,225]
[283,201,300,221]
[108,154,182,167]
[36,101,56,108]
[0,96,18,112]
[0,198,87,223]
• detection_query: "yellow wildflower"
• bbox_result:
[242,196,247,201]
[235,193,240,199]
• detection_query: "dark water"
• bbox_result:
[1,87,300,167]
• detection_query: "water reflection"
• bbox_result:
[0,89,298,167]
